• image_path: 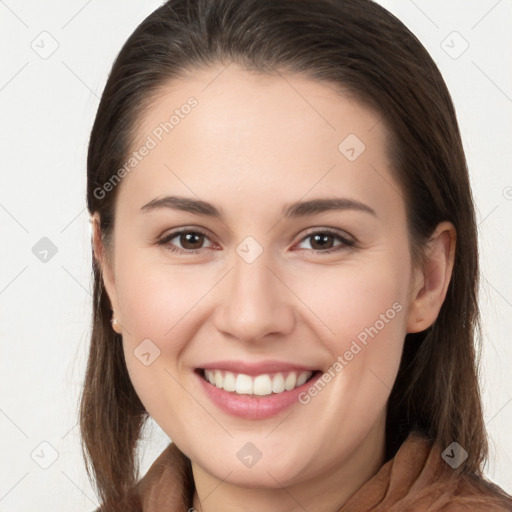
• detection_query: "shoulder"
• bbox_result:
[437,472,512,511]
[356,432,512,511]
[400,433,512,511]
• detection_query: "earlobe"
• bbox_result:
[110,315,123,334]
[406,221,456,334]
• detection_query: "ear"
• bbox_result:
[91,212,120,316]
[406,221,456,333]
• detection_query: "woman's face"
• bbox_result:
[100,64,424,488]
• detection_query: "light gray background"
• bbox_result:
[1,0,511,510]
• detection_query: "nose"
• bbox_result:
[213,250,295,344]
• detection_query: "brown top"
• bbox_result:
[134,433,512,511]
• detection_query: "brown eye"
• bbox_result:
[179,232,205,250]
[157,229,214,254]
[309,233,336,250]
[296,230,355,254]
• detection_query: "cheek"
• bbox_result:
[291,259,409,419]
[115,267,200,438]
[115,244,410,374]
[115,252,211,347]
[114,238,410,426]
[292,260,409,350]
[113,254,212,414]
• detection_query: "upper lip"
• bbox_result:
[198,360,319,376]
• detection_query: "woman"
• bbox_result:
[80,0,512,510]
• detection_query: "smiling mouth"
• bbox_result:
[196,368,321,396]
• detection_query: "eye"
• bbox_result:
[295,229,355,254]
[157,228,215,254]
[156,227,355,255]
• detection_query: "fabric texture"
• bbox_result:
[134,432,512,511]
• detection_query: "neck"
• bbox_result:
[191,414,387,512]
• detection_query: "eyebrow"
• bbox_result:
[140,195,377,218]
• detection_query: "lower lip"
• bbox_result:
[196,370,321,420]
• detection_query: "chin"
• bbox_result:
[190,436,313,488]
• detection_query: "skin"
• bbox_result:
[92,64,456,512]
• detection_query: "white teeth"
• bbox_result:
[272,373,285,393]
[235,374,253,394]
[284,372,297,391]
[203,370,313,396]
[253,375,272,396]
[214,370,223,388]
[296,372,309,386]
[223,371,236,392]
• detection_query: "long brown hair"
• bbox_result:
[80,0,489,509]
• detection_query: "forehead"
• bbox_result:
[117,64,402,221]
[135,63,386,155]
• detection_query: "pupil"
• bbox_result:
[312,234,333,250]
[178,233,336,251]
[181,232,203,249]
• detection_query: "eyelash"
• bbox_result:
[156,227,356,255]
